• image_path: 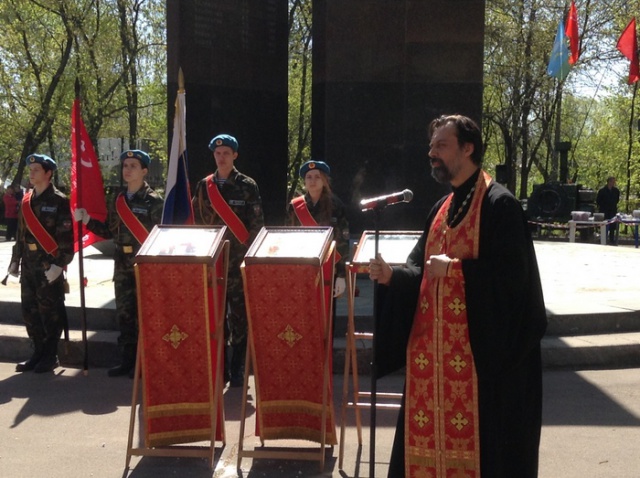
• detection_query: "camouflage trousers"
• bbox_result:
[225,242,250,347]
[20,263,67,355]
[114,266,138,348]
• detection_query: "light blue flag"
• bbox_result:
[547,22,571,81]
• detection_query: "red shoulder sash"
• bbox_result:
[22,191,58,255]
[291,196,318,226]
[116,193,150,245]
[206,175,250,244]
[291,195,341,262]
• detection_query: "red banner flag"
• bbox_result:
[617,18,640,85]
[70,98,108,252]
[565,1,579,65]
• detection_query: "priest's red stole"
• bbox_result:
[243,260,337,445]
[135,262,225,447]
[405,171,491,477]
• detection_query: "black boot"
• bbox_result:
[34,354,59,373]
[223,344,232,385]
[229,339,247,388]
[16,340,44,372]
[108,344,136,377]
[34,338,60,373]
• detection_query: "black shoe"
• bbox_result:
[16,353,42,372]
[108,363,134,377]
[33,355,59,373]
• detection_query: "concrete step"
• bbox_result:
[541,332,640,369]
[546,311,640,336]
[337,332,640,371]
[0,323,120,368]
[3,322,640,373]
[0,300,117,331]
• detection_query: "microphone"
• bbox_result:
[360,189,413,211]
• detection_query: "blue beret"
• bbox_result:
[299,160,330,178]
[25,154,57,171]
[120,150,151,167]
[209,134,238,152]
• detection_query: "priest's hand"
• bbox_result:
[45,264,63,283]
[426,254,453,279]
[334,277,346,298]
[73,208,91,225]
[368,253,392,285]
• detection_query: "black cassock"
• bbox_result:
[376,174,547,478]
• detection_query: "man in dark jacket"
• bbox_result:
[596,176,620,244]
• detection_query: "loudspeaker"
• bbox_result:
[527,183,578,220]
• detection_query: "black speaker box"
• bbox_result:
[527,183,578,220]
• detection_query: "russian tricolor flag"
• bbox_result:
[162,78,194,225]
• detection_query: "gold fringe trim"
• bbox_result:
[147,402,211,418]
[148,428,212,447]
[259,400,328,416]
[260,426,337,445]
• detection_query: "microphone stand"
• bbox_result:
[369,206,381,477]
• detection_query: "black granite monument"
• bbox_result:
[312,0,486,232]
[167,0,289,224]
[167,0,485,231]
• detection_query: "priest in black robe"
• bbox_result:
[369,114,547,478]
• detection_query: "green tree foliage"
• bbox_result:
[0,0,75,184]
[484,0,640,213]
[287,0,312,202]
[0,0,166,190]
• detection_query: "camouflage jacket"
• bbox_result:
[86,182,163,269]
[12,183,74,269]
[287,192,350,277]
[192,168,264,251]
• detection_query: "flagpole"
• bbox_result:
[74,79,90,375]
[554,81,563,182]
[162,67,194,225]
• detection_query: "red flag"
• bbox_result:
[617,18,640,84]
[70,98,108,252]
[565,1,579,65]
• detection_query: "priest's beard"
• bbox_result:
[430,161,453,184]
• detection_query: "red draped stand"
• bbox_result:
[338,230,421,469]
[125,225,229,470]
[237,227,337,471]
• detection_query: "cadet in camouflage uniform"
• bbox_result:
[192,134,264,387]
[74,150,163,377]
[9,154,74,374]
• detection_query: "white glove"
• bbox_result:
[45,264,63,283]
[73,208,91,225]
[8,261,19,277]
[333,277,346,298]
